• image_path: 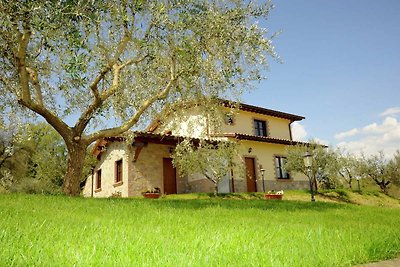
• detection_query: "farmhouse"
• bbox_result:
[83,100,310,197]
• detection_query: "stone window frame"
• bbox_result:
[114,159,123,186]
[253,119,268,137]
[274,155,291,180]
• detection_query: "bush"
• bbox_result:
[10,178,61,195]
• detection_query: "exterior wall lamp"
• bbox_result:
[303,151,315,202]
[248,147,252,154]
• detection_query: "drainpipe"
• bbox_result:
[289,121,293,141]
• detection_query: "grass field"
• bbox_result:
[1,193,400,266]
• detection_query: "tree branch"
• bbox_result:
[89,65,111,101]
[119,53,148,69]
[76,12,137,134]
[26,67,43,106]
[15,26,32,102]
[74,63,121,134]
[203,172,217,185]
[85,52,179,143]
[19,99,72,142]
[89,23,132,101]
[114,16,133,63]
[13,25,72,142]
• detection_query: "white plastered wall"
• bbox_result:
[83,142,130,198]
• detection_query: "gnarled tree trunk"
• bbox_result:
[376,179,390,195]
[62,141,88,196]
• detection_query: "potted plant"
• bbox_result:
[142,187,161,199]
[265,190,284,200]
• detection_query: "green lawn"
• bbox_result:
[1,194,400,266]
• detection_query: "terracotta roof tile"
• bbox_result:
[221,100,305,121]
[211,133,311,146]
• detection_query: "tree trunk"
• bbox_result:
[312,176,318,192]
[62,141,88,196]
[348,179,352,189]
[378,181,390,195]
[372,177,390,195]
[213,182,219,197]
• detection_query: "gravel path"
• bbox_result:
[357,258,400,267]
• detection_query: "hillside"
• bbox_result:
[162,189,400,208]
[286,190,400,208]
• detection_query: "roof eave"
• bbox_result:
[221,100,305,121]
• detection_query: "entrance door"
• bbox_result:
[245,157,257,192]
[163,158,177,194]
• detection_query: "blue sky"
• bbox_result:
[243,0,400,156]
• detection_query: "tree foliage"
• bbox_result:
[357,152,400,194]
[0,122,67,193]
[0,122,33,189]
[285,143,336,190]
[329,150,361,190]
[387,151,400,186]
[0,0,278,195]
[0,121,96,194]
[25,123,67,187]
[172,139,243,195]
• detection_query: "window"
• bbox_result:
[96,169,102,189]
[275,156,289,179]
[254,119,267,136]
[115,159,123,183]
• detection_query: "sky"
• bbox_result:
[243,0,400,157]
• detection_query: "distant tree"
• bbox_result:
[0,122,65,193]
[24,123,67,190]
[388,151,400,186]
[1,121,95,194]
[358,152,392,194]
[0,1,278,195]
[285,143,336,191]
[0,121,33,189]
[172,139,243,196]
[332,151,361,190]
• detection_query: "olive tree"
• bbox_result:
[358,152,400,194]
[0,121,33,189]
[25,123,67,185]
[0,122,66,193]
[0,1,278,195]
[172,139,243,195]
[332,151,361,190]
[388,151,400,186]
[285,143,336,191]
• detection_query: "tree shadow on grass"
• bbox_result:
[134,197,350,212]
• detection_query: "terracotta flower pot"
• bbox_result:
[264,194,283,200]
[143,193,161,199]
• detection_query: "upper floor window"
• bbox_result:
[115,159,123,183]
[254,119,267,136]
[96,169,102,189]
[275,156,290,179]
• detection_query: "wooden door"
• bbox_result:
[163,158,177,194]
[245,157,257,192]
